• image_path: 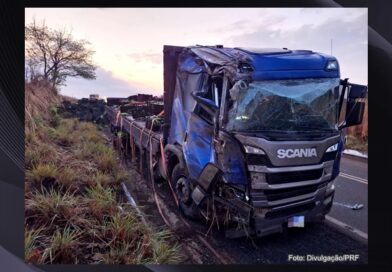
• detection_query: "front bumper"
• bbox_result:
[225,161,336,238]
[252,184,334,237]
[249,160,335,237]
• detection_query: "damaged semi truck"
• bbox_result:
[107,45,367,238]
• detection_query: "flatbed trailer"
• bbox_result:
[105,105,167,181]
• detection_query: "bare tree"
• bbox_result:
[25,19,96,90]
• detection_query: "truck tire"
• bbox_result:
[171,164,200,219]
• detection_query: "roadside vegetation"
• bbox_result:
[25,80,181,264]
[345,134,368,153]
[345,95,368,153]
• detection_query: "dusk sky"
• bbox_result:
[25,8,367,98]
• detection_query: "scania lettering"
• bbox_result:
[277,148,318,159]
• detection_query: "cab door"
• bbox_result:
[183,81,220,180]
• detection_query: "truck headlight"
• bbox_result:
[326,143,338,152]
[244,145,265,155]
[327,180,335,190]
[325,60,338,71]
[250,172,266,189]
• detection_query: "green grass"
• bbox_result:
[26,163,58,184]
[346,134,368,152]
[49,106,61,128]
[25,142,58,168]
[86,182,117,220]
[25,110,181,264]
[105,212,143,243]
[113,169,131,185]
[150,231,182,264]
[55,166,81,188]
[25,227,44,263]
[97,151,117,173]
[25,188,79,227]
[55,126,76,146]
[95,212,181,264]
[42,227,81,264]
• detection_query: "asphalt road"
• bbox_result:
[328,155,368,233]
[212,222,368,264]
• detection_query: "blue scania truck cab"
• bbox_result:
[161,45,367,238]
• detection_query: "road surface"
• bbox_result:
[329,155,368,233]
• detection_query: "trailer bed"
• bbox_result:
[105,105,162,156]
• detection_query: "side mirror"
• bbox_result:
[343,101,366,127]
[348,83,367,99]
[191,91,219,116]
[341,83,367,128]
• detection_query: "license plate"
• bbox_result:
[288,215,305,228]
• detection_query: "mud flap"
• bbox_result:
[191,163,220,205]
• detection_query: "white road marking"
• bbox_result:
[339,172,368,184]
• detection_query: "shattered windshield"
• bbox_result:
[224,78,340,135]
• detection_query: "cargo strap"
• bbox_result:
[139,127,145,177]
[148,117,179,207]
[160,136,179,207]
[129,122,136,163]
[115,110,121,126]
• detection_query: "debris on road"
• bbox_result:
[333,202,365,210]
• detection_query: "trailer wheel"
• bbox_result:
[171,164,200,219]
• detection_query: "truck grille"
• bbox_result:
[246,154,271,166]
[265,202,315,219]
[263,183,318,201]
[262,181,327,202]
[266,169,323,184]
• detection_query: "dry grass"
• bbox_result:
[25,188,79,228]
[75,141,118,174]
[94,211,181,264]
[42,227,81,264]
[113,169,131,185]
[25,227,44,263]
[25,80,62,135]
[26,163,58,185]
[56,167,80,188]
[86,183,117,220]
[25,141,58,168]
[97,150,117,173]
[25,80,180,264]
[346,134,368,152]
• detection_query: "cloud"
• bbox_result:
[212,20,252,33]
[60,66,149,99]
[211,15,285,36]
[128,51,162,65]
[225,12,367,84]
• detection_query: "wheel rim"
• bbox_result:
[176,177,191,205]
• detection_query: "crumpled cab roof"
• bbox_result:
[188,45,340,80]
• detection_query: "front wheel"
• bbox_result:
[171,164,200,219]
